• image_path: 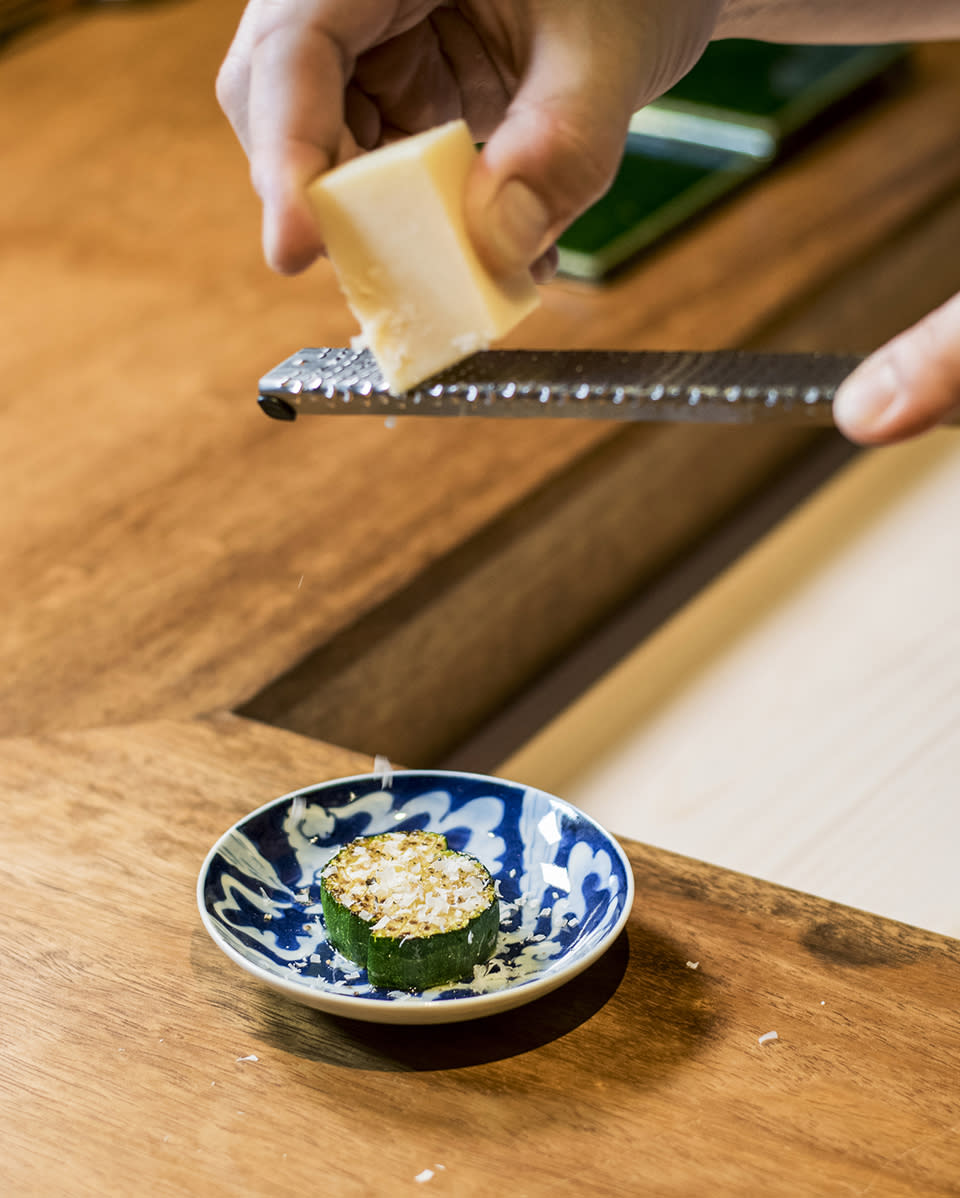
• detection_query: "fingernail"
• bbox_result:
[486,179,553,275]
[261,201,283,269]
[834,359,901,438]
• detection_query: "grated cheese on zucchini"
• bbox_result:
[319,830,499,990]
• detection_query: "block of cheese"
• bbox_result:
[308,120,540,393]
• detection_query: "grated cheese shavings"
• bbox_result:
[322,831,493,938]
[373,754,394,789]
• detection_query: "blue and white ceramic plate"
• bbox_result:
[198,770,634,1025]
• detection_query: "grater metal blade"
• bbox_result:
[257,346,868,425]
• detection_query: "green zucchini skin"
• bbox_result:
[319,884,371,967]
[367,898,499,990]
[319,833,499,990]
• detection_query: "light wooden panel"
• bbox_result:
[502,429,960,937]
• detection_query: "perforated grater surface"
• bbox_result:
[257,346,870,425]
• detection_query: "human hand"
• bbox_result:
[216,0,723,279]
[833,291,960,444]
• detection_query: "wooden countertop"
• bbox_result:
[4,4,960,763]
[3,714,959,1197]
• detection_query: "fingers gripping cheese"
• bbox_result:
[319,830,499,990]
[308,120,540,393]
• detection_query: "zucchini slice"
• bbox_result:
[319,830,499,990]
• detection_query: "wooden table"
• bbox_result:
[4,5,960,1194]
[2,715,959,1196]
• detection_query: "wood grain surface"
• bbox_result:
[1,715,958,1197]
[4,0,960,758]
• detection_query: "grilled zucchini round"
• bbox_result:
[319,830,499,990]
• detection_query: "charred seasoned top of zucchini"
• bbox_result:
[321,830,494,936]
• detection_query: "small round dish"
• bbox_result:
[198,769,634,1025]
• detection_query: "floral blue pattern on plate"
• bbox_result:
[197,769,634,1024]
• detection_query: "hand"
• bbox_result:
[216,0,723,278]
[833,291,960,443]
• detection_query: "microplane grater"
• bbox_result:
[257,346,869,425]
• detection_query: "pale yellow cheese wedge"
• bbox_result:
[308,120,540,393]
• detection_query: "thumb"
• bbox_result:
[465,26,643,278]
[833,291,960,444]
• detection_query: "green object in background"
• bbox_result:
[557,42,906,281]
[556,137,761,281]
[661,41,903,124]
